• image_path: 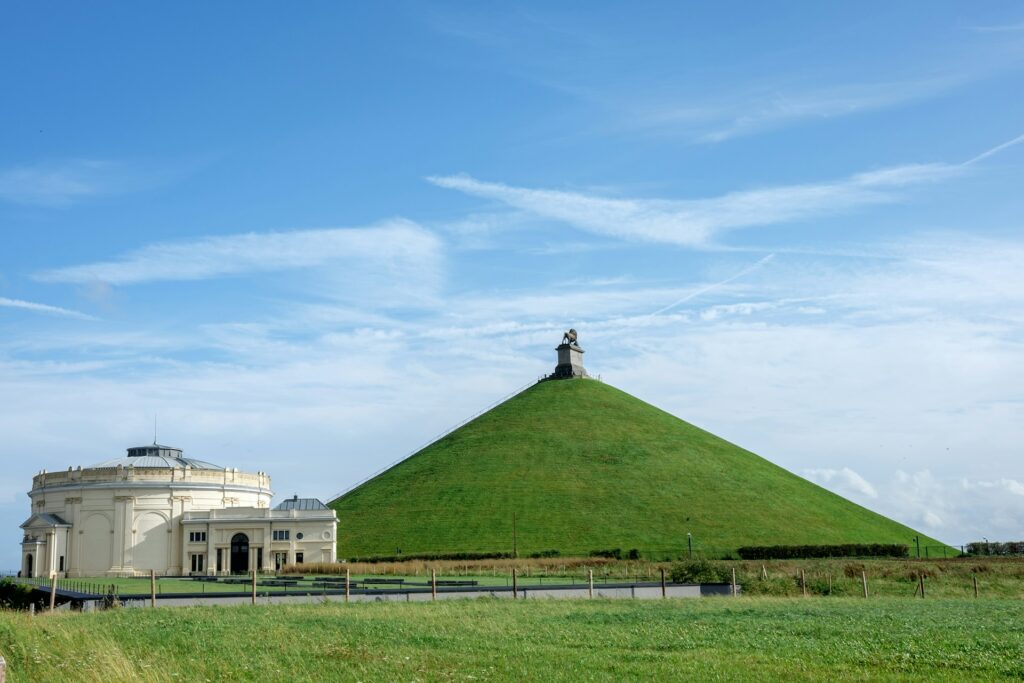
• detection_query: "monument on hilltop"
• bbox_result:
[552,328,588,379]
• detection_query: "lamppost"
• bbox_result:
[687,532,692,559]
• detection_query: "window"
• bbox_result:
[295,552,304,564]
[59,555,65,572]
[189,531,207,543]
[191,553,205,573]
[272,530,290,541]
[216,548,223,572]
[296,532,304,540]
[274,552,287,570]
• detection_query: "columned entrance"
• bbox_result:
[24,553,33,577]
[230,533,249,574]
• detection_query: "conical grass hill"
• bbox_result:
[330,378,943,558]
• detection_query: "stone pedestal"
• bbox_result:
[553,343,588,379]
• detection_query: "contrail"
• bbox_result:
[650,253,776,317]
[0,296,98,320]
[963,132,1024,166]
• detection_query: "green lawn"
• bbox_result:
[1,598,1022,681]
[332,378,947,558]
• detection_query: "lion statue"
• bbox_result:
[562,328,579,346]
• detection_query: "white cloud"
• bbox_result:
[428,164,959,246]
[0,296,97,320]
[34,220,443,287]
[684,79,960,143]
[803,467,879,499]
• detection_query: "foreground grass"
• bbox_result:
[2,598,1023,682]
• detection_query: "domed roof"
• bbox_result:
[88,444,222,470]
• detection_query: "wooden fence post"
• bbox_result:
[345,568,350,603]
[251,569,257,605]
[49,575,57,612]
[511,568,517,599]
[150,570,156,608]
[660,567,666,598]
[0,654,5,683]
[919,574,925,599]
[800,569,806,597]
[827,573,832,596]
[973,575,979,598]
[588,569,594,598]
[732,568,737,597]
[431,569,437,601]
[861,571,868,598]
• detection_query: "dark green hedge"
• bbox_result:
[966,541,1024,556]
[347,551,513,563]
[0,578,37,610]
[736,544,909,560]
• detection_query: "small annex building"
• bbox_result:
[20,443,337,578]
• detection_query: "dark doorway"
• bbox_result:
[25,553,33,577]
[230,533,249,574]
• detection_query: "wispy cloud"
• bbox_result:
[0,160,144,207]
[639,78,961,143]
[428,164,958,246]
[0,296,97,320]
[35,220,443,286]
[430,134,1024,247]
[969,21,1024,33]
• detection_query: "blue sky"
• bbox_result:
[2,2,1024,566]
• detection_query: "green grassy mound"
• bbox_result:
[331,379,944,557]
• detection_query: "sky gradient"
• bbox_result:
[2,2,1024,567]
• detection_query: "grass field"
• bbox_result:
[331,379,946,557]
[1,598,1022,681]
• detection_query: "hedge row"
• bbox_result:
[588,548,642,560]
[346,551,513,563]
[736,544,909,560]
[966,541,1024,556]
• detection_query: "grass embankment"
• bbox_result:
[331,378,946,557]
[2,598,1023,681]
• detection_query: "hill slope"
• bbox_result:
[331,379,943,557]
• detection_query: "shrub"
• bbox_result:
[669,559,731,584]
[528,550,561,558]
[0,579,36,610]
[736,544,909,560]
[626,549,641,560]
[589,548,622,560]
[966,541,1024,556]
[345,551,514,563]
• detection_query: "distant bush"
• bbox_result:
[589,548,622,559]
[529,550,561,558]
[346,551,513,563]
[0,579,37,610]
[736,544,909,560]
[966,541,1024,556]
[669,559,732,584]
[626,549,641,560]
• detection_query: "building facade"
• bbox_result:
[20,444,337,578]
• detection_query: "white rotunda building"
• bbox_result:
[20,444,337,578]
